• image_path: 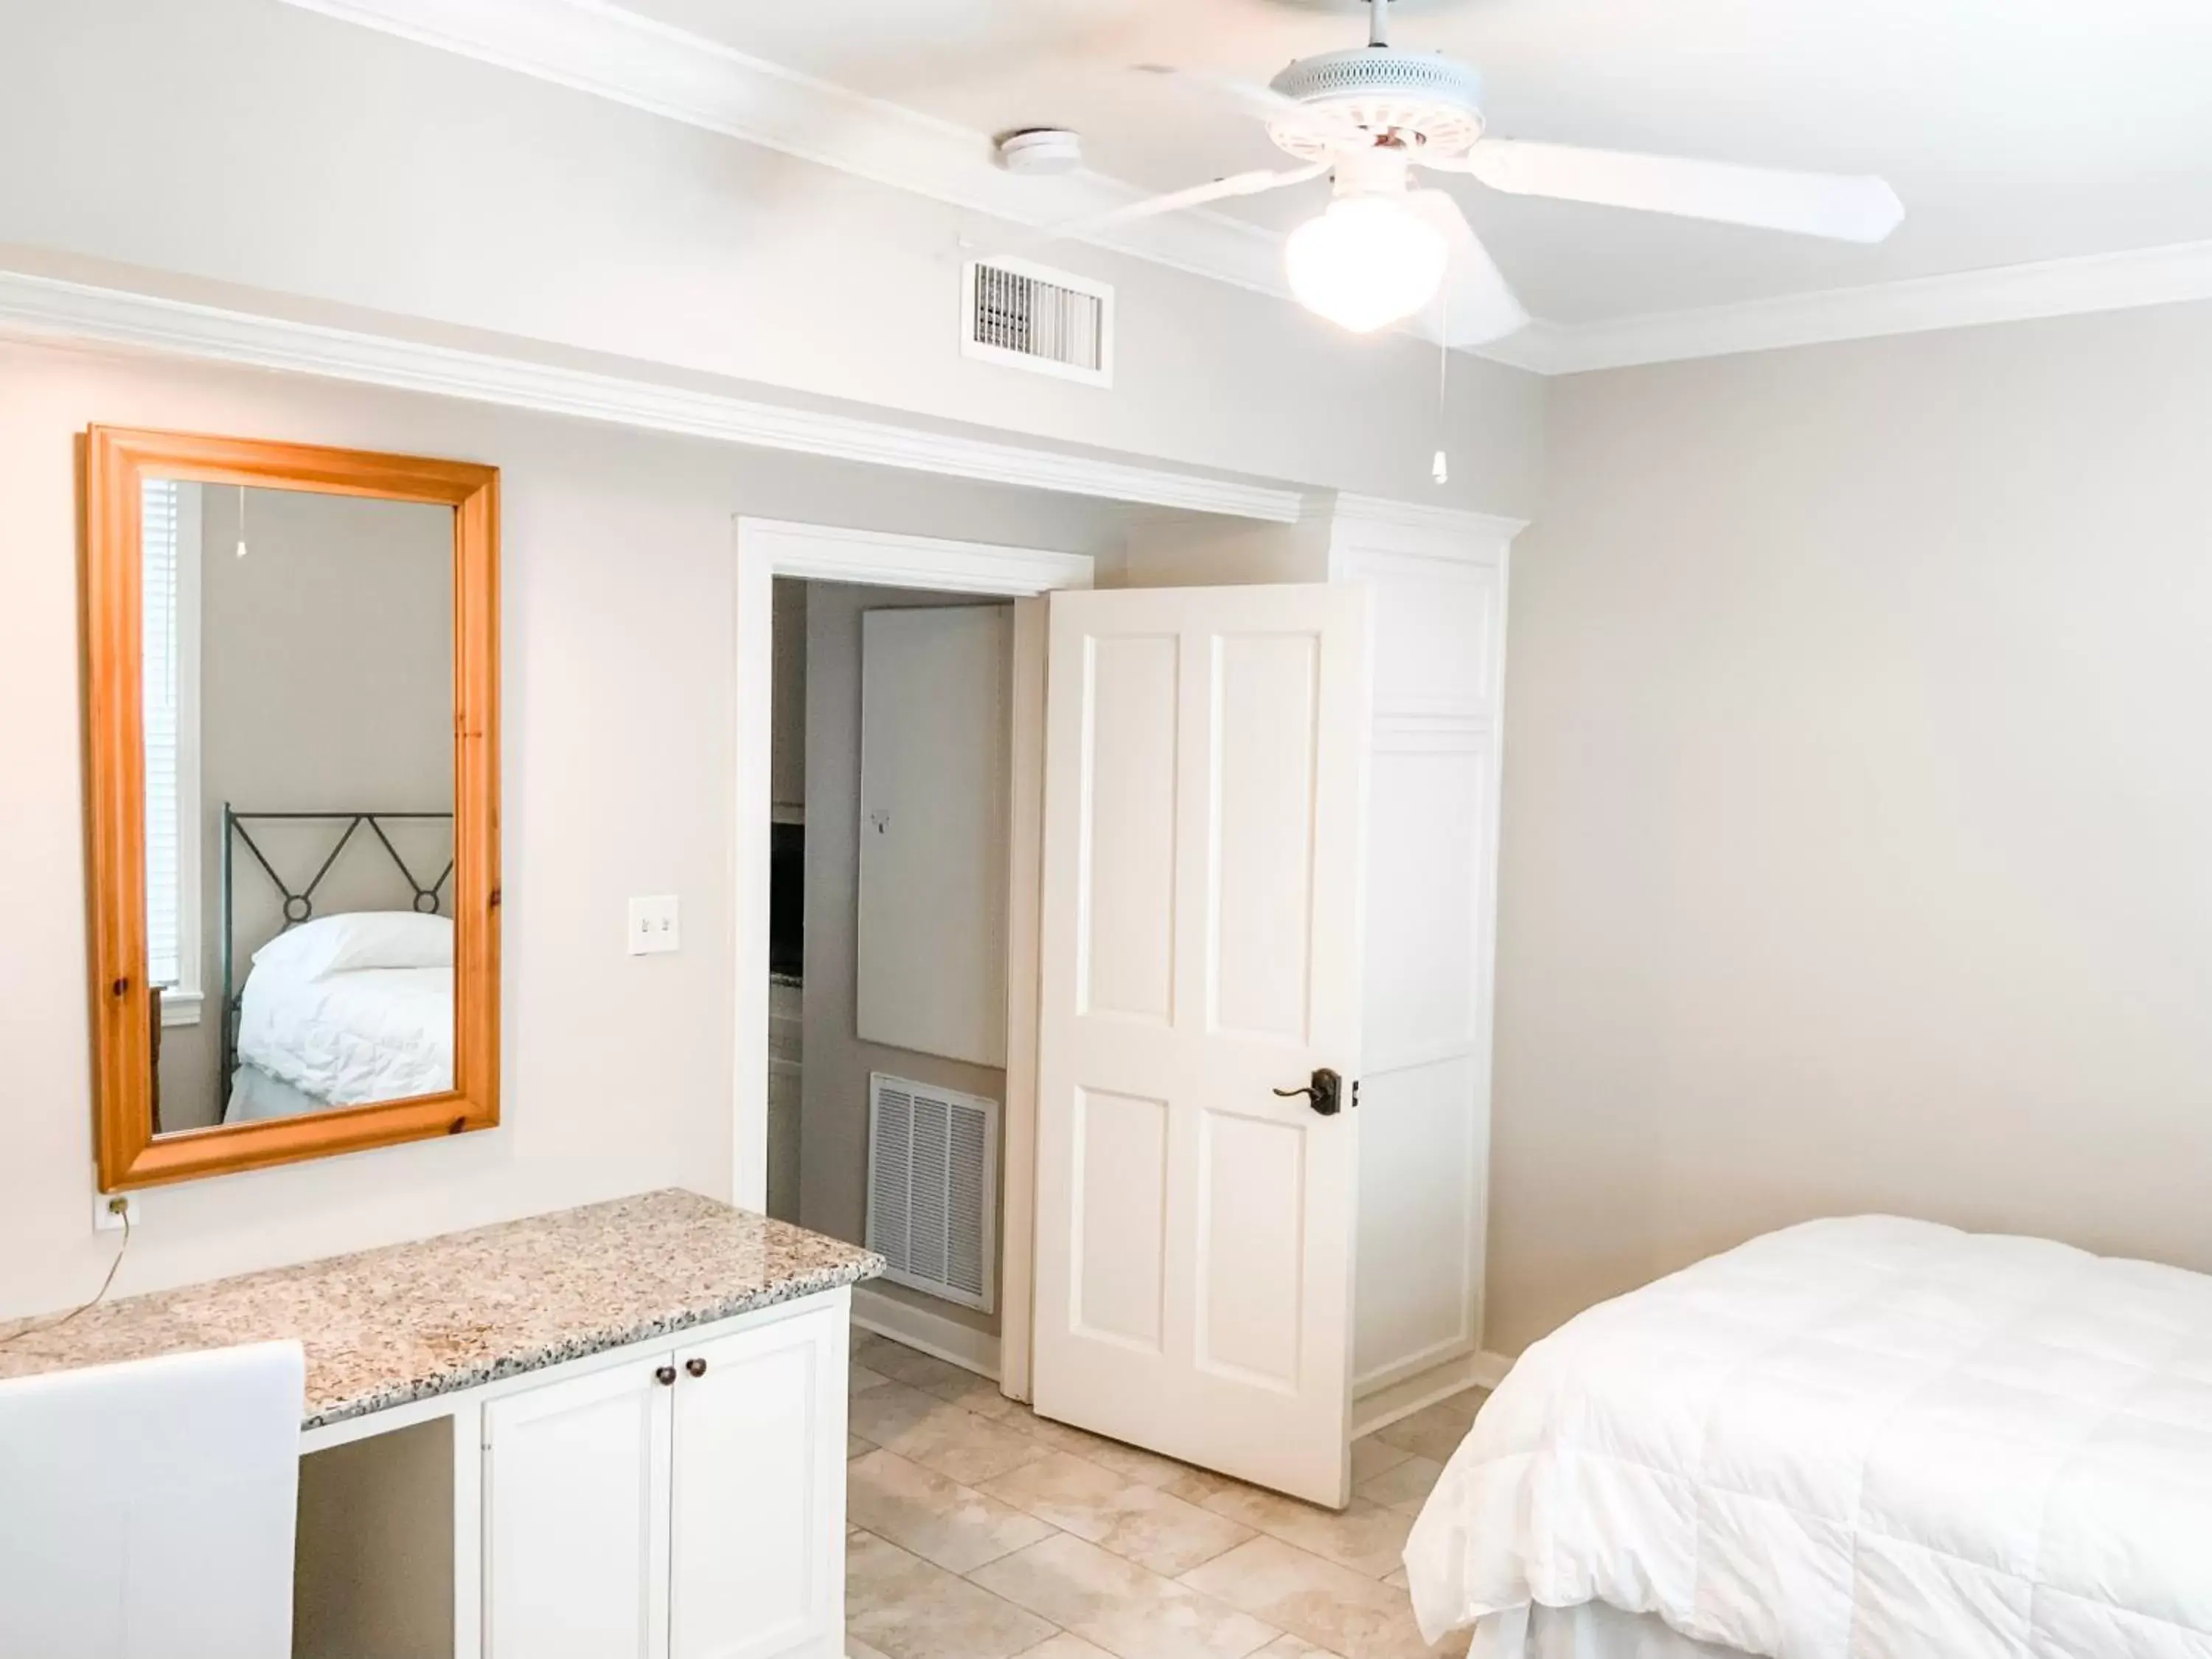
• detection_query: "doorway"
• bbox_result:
[731,518,1093,1401]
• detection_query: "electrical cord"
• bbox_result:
[0,1204,132,1349]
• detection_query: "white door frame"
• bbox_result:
[731,518,1093,1402]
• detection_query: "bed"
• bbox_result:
[219,808,455,1124]
[1403,1216,2212,1659]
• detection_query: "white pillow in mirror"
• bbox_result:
[251,911,453,980]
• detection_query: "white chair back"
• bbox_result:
[0,1340,305,1659]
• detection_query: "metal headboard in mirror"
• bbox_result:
[218,806,456,1096]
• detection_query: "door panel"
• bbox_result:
[483,1358,670,1659]
[1034,583,1370,1507]
[1071,1087,1171,1352]
[1209,631,1320,1043]
[1197,1105,1307,1388]
[1079,633,1180,1023]
[668,1307,846,1659]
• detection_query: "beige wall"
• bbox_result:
[159,486,456,1130]
[1488,300,2212,1354]
[799,582,1012,1338]
[0,338,1130,1321]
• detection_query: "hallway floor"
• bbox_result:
[844,1331,1484,1659]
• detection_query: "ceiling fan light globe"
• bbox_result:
[1284,194,1449,334]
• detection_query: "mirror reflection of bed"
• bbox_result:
[220,812,456,1125]
[143,479,456,1135]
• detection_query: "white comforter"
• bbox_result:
[1405,1216,2212,1659]
[235,962,453,1106]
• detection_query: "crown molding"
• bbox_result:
[1486,239,2212,376]
[0,270,1304,522]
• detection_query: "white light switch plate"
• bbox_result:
[628,894,681,956]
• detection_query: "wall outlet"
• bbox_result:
[94,1192,139,1232]
[627,894,681,956]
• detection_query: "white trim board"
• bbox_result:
[851,1282,1001,1382]
[0,269,1302,524]
[1489,238,2212,376]
[1351,1349,1514,1440]
[273,0,2212,375]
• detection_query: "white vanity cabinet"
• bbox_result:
[480,1298,849,1659]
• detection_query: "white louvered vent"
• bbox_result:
[962,257,1113,388]
[866,1073,999,1312]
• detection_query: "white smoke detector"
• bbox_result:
[996,128,1085,175]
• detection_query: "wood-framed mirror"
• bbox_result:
[83,427,500,1189]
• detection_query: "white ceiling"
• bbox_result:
[619,0,2212,328]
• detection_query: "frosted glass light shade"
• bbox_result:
[1284,195,1450,333]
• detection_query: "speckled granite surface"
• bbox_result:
[0,1189,883,1430]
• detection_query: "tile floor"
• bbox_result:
[843,1332,1484,1659]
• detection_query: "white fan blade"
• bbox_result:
[1404,189,1529,346]
[1026,161,1329,246]
[1437,139,1903,243]
[1133,64,1364,144]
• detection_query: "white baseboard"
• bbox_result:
[1351,1348,1514,1439]
[850,1281,1001,1381]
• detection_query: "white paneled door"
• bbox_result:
[1032,584,1371,1507]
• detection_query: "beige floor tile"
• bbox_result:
[1381,1568,1408,1590]
[850,1432,876,1458]
[849,1448,1056,1573]
[849,1382,1051,1487]
[1158,1466,1252,1506]
[1369,1392,1484,1464]
[1253,1638,1348,1658]
[1007,1408,1195,1487]
[983,1450,1253,1576]
[1196,1487,1413,1580]
[854,1332,1024,1416]
[972,1533,1281,1659]
[1179,1536,1449,1659]
[921,1368,1026,1420]
[1353,1455,1444,1517]
[1349,1437,1413,1486]
[846,1530,1057,1659]
[848,1641,895,1659]
[1012,1635,1120,1659]
[852,1363,897,1396]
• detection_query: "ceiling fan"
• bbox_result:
[1043,0,1905,344]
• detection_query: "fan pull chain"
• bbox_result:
[1433,292,1451,486]
[235,483,249,560]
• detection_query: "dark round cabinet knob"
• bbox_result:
[685,1357,708,1379]
[654,1365,677,1386]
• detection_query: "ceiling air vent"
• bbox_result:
[962,257,1113,388]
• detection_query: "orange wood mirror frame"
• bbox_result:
[83,426,501,1189]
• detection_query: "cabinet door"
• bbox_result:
[668,1307,846,1659]
[484,1357,672,1659]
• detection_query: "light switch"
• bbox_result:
[627,894,681,956]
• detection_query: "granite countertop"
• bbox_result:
[0,1189,883,1430]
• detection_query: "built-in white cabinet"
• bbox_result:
[480,1300,847,1659]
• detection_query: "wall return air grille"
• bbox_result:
[962,257,1113,387]
[866,1073,1000,1313]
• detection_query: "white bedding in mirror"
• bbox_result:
[226,915,454,1119]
